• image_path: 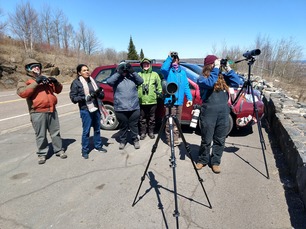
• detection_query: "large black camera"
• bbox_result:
[142,84,149,95]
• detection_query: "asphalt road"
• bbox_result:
[0,85,305,229]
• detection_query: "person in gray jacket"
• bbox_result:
[106,62,143,150]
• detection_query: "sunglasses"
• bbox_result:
[170,52,178,57]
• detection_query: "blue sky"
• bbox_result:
[1,0,306,59]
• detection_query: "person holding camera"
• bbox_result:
[17,58,67,164]
[106,62,144,150]
[138,58,162,140]
[220,59,245,88]
[69,64,107,159]
[161,51,193,146]
[196,55,233,173]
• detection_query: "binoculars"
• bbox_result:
[170,52,178,58]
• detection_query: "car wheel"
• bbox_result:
[100,104,119,130]
[227,114,234,136]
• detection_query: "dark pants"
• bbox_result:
[80,109,102,153]
[139,104,157,135]
[165,105,182,143]
[116,109,140,143]
[198,91,229,166]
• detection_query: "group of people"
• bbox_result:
[17,51,244,174]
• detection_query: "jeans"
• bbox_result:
[80,109,102,153]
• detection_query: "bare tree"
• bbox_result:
[0,8,7,35]
[8,1,38,52]
[52,8,65,49]
[40,4,53,46]
[62,21,74,55]
[76,21,100,55]
[86,27,100,55]
[77,21,87,53]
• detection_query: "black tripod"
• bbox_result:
[132,94,212,229]
[232,56,269,179]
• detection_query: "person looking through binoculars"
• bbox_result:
[138,58,162,140]
[17,58,67,164]
[161,51,193,146]
[196,55,242,173]
[70,64,107,159]
[107,62,144,150]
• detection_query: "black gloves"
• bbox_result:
[48,76,58,84]
[89,88,104,100]
[36,76,49,84]
[117,62,134,74]
[126,63,134,74]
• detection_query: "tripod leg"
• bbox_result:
[173,116,212,208]
[132,116,168,206]
[168,116,180,228]
[249,86,270,179]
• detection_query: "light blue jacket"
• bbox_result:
[160,56,192,106]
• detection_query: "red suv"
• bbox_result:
[91,61,264,135]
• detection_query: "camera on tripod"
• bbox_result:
[243,49,261,59]
[142,84,149,95]
[162,80,178,96]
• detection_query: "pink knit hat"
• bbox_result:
[204,55,218,66]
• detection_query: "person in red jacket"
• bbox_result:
[17,58,67,164]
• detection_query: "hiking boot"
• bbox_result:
[55,150,67,159]
[94,147,107,153]
[140,134,146,140]
[148,133,155,139]
[119,142,126,150]
[212,165,221,174]
[38,155,46,164]
[134,140,140,149]
[82,152,89,159]
[195,163,206,170]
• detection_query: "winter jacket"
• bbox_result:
[107,72,143,111]
[138,65,162,105]
[160,56,192,106]
[69,77,104,111]
[197,67,219,102]
[17,75,62,113]
[223,70,245,88]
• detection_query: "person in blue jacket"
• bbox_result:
[161,51,193,146]
[196,55,231,174]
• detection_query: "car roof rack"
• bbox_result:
[120,59,157,64]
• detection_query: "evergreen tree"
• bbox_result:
[127,36,139,60]
[139,49,144,59]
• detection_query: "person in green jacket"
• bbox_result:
[138,58,162,140]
